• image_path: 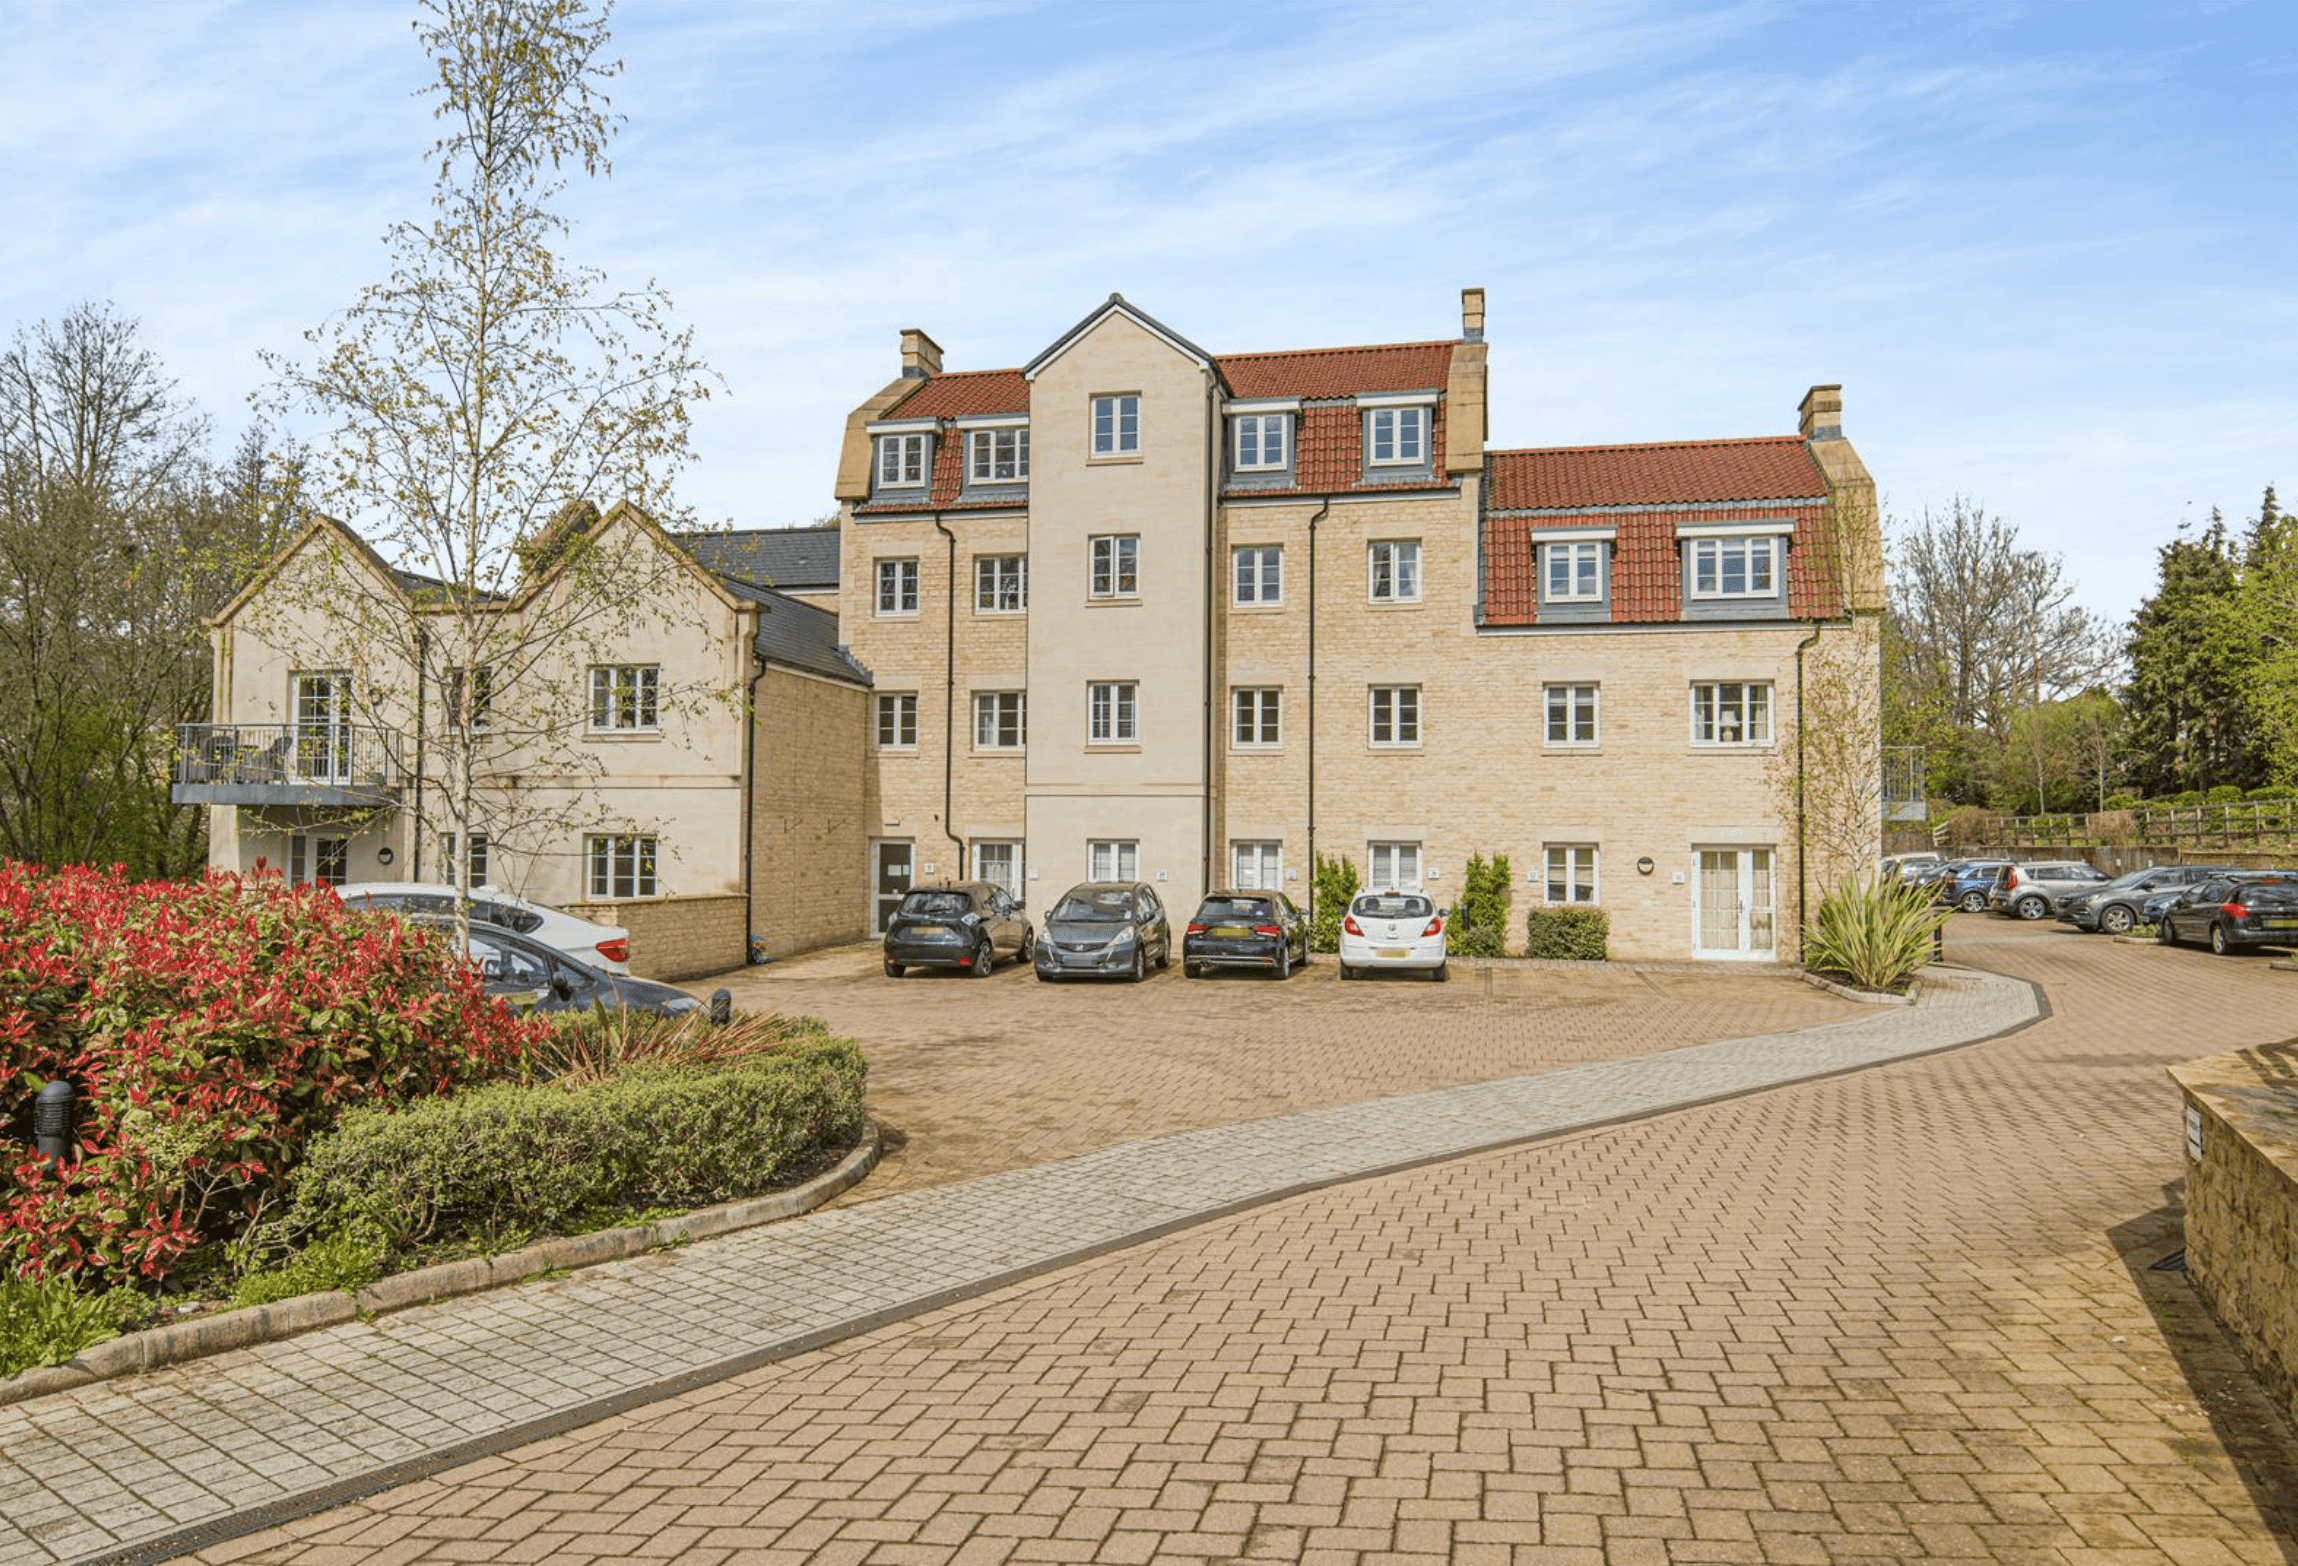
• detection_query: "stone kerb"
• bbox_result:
[2168,1043,2298,1432]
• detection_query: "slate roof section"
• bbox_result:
[707,573,870,687]
[678,528,841,594]
[1483,438,1839,627]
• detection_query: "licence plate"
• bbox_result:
[1212,926,1249,939]
[1377,947,1409,959]
[913,924,948,937]
[2264,918,2298,930]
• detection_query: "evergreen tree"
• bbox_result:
[2120,514,2264,795]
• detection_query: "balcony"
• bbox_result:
[173,722,404,809]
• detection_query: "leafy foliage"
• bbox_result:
[1308,853,1359,953]
[1523,908,1608,961]
[0,865,542,1287]
[228,1221,387,1309]
[2121,513,2267,798]
[281,1035,866,1257]
[1453,853,1513,956]
[0,1270,143,1378]
[1800,877,1948,994]
[528,1006,817,1089]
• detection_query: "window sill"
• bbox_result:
[1087,454,1144,466]
[1085,596,1142,607]
[875,744,921,755]
[1231,600,1287,612]
[971,747,1026,757]
[1367,743,1423,752]
[1367,597,1425,609]
[973,607,1028,618]
[875,611,923,621]
[1229,744,1284,754]
[585,729,663,742]
[1543,743,1603,753]
[1085,742,1142,753]
[1689,742,1776,753]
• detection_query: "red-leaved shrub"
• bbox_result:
[0,864,542,1285]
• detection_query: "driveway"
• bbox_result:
[714,943,1861,1203]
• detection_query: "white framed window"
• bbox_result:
[875,558,920,616]
[1091,394,1140,456]
[1545,845,1599,905]
[1232,413,1289,471]
[1690,536,1779,598]
[876,433,926,488]
[973,840,1020,897]
[1089,840,1138,881]
[875,693,918,748]
[1544,542,1603,601]
[444,664,493,732]
[587,664,659,731]
[1233,545,1282,605]
[1367,405,1427,466]
[1232,841,1282,890]
[1544,684,1598,746]
[973,691,1025,749]
[586,833,657,899]
[1367,841,1421,891]
[975,554,1027,613]
[1231,687,1281,747]
[967,427,1029,483]
[1369,685,1420,747]
[441,831,490,887]
[1369,540,1421,603]
[1088,681,1137,743]
[1089,535,1139,598]
[1691,681,1774,746]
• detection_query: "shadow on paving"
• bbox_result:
[2110,1190,2298,1560]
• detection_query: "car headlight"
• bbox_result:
[1106,926,1138,948]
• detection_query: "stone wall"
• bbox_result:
[2169,1042,2298,1432]
[562,893,746,983]
[753,665,872,959]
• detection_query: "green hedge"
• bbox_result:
[1524,907,1607,960]
[281,1033,866,1254]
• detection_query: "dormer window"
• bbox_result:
[877,433,926,488]
[1689,535,1779,598]
[1232,413,1289,471]
[968,427,1029,483]
[1366,405,1427,466]
[1544,541,1603,601]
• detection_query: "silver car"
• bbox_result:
[1985,860,2111,920]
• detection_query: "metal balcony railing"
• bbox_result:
[173,722,403,805]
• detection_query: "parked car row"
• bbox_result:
[880,881,1449,982]
[1908,853,2298,957]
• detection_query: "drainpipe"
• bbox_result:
[741,634,768,962]
[410,625,428,881]
[1203,390,1218,895]
[1305,498,1331,919]
[934,515,964,876]
[1793,619,1824,950]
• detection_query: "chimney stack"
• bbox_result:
[900,328,943,380]
[1460,286,1486,344]
[1798,383,1843,441]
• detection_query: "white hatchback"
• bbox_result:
[1337,890,1448,982]
[333,882,633,974]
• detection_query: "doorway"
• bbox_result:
[1693,847,1776,957]
[873,840,913,935]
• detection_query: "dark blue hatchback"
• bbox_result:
[1935,860,2012,913]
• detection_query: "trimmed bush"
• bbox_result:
[2246,787,2294,802]
[281,1033,866,1256]
[1801,877,1948,994]
[2102,793,2141,811]
[0,865,542,1286]
[2207,784,2246,805]
[1309,853,1359,953]
[1524,907,1608,960]
[1454,853,1513,956]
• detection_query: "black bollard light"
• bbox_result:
[33,1079,74,1166]
[709,987,732,1027]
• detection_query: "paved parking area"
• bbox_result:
[713,945,1859,1203]
[162,920,2298,1566]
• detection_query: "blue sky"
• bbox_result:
[4,0,2293,627]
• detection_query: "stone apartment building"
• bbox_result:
[835,289,1882,960]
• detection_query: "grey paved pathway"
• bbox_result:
[0,966,2038,1566]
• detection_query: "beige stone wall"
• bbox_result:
[753,664,873,959]
[562,893,746,983]
[2170,1045,2298,1434]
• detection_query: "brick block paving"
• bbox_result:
[0,959,2022,1565]
[165,924,2298,1565]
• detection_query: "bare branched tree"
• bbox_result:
[257,0,720,941]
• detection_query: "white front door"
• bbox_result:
[1694,847,1776,958]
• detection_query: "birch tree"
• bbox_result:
[258,0,718,938]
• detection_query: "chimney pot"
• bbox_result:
[1460,286,1486,343]
[1798,383,1843,441]
[900,328,943,380]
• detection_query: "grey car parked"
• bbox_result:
[2056,865,2218,934]
[1985,860,2110,920]
[1032,882,1173,982]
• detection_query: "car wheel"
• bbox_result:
[1275,945,1291,980]
[1959,891,1986,913]
[1339,963,1355,981]
[1155,941,1170,971]
[883,960,902,978]
[2015,896,2048,921]
[972,937,996,976]
[2156,918,2177,946]
[2211,922,2235,957]
[1433,961,1449,983]
[1184,960,1202,979]
[2101,905,2134,935]
[1132,947,1148,983]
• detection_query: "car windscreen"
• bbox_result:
[897,891,974,919]
[1050,889,1134,922]
[1351,893,1433,919]
[1196,898,1272,923]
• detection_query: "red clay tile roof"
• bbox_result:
[1484,501,1839,626]
[1214,341,1455,400]
[1239,397,1453,498]
[883,370,1029,421]
[1487,436,1825,511]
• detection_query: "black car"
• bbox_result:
[2156,874,2298,954]
[1182,890,1309,979]
[883,882,1033,978]
[423,919,703,1017]
[2058,865,2217,934]
[1033,881,1172,981]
